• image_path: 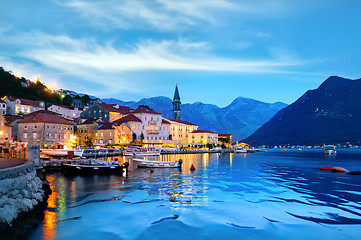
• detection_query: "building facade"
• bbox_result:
[48,104,84,120]
[17,112,74,147]
[2,96,45,115]
[167,118,198,143]
[76,119,104,147]
[94,122,132,146]
[0,100,6,115]
[81,103,132,122]
[189,129,218,145]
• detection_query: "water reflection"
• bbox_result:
[29,151,361,240]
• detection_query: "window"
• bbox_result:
[33,133,37,139]
[138,126,140,130]
[23,133,27,139]
[24,126,27,129]
[133,125,135,129]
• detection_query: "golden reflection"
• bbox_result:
[230,153,233,167]
[42,210,57,240]
[46,175,57,209]
[57,177,66,219]
[70,181,77,203]
[203,153,209,167]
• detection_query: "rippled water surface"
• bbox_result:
[29,149,361,240]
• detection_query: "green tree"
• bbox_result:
[62,95,73,106]
[168,134,172,140]
[140,132,144,142]
[84,138,93,148]
[132,133,137,142]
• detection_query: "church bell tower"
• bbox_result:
[173,85,181,120]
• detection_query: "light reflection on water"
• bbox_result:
[30,149,361,240]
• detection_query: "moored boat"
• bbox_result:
[234,146,247,153]
[324,145,336,155]
[63,160,126,174]
[41,149,83,158]
[123,146,161,156]
[132,158,182,168]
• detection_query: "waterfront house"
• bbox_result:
[81,103,132,122]
[166,118,198,144]
[4,114,23,140]
[218,133,233,147]
[122,107,171,143]
[0,99,6,115]
[0,114,12,142]
[94,122,132,146]
[189,129,218,145]
[48,104,84,120]
[76,118,104,147]
[2,96,45,115]
[17,111,74,148]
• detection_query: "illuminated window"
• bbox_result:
[133,125,135,129]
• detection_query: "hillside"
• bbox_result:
[103,97,287,140]
[244,76,361,146]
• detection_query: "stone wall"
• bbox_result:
[0,160,44,226]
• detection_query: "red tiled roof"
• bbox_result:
[191,129,216,134]
[18,113,74,125]
[26,110,60,116]
[166,118,197,126]
[218,133,232,137]
[98,122,114,130]
[162,119,171,124]
[131,107,161,115]
[97,103,132,114]
[0,99,5,103]
[79,118,104,125]
[113,114,141,124]
[4,114,23,124]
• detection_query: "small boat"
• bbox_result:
[234,146,247,153]
[324,145,336,155]
[123,146,161,156]
[41,149,83,158]
[132,158,182,168]
[320,166,333,171]
[332,167,348,173]
[63,160,126,174]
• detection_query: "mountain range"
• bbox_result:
[102,97,287,141]
[244,76,361,146]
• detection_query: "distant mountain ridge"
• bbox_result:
[102,96,287,140]
[244,76,361,146]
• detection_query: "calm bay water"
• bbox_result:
[29,149,361,240]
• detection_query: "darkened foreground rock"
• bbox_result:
[244,76,361,146]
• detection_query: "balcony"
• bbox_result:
[148,121,157,125]
[146,130,160,135]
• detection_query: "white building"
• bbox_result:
[0,100,6,115]
[2,96,45,115]
[48,104,83,120]
[166,118,198,143]
[188,129,218,145]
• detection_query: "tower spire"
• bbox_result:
[172,85,181,120]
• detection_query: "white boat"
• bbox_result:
[41,149,83,157]
[234,146,247,153]
[324,145,336,155]
[123,146,161,156]
[132,158,182,168]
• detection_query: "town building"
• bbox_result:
[0,114,12,142]
[81,103,132,122]
[4,114,23,140]
[218,133,233,147]
[2,96,45,115]
[94,122,132,146]
[0,99,6,115]
[166,118,198,143]
[122,107,171,143]
[188,129,218,145]
[76,118,104,147]
[17,111,75,148]
[48,104,84,120]
[172,85,181,120]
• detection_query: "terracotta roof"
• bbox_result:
[131,107,161,115]
[162,119,171,124]
[97,103,132,114]
[112,114,141,124]
[7,96,44,107]
[98,122,114,130]
[26,110,60,116]
[166,118,197,126]
[4,114,23,124]
[191,129,216,134]
[218,133,232,137]
[18,113,74,125]
[50,104,83,110]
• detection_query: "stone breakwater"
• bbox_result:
[0,160,44,226]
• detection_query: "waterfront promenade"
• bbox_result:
[0,157,27,170]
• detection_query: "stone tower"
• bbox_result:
[172,85,181,120]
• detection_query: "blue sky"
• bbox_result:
[1,0,361,107]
